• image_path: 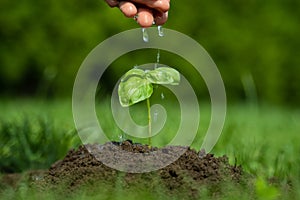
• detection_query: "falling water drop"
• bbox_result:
[154,49,160,69]
[142,28,149,42]
[158,26,164,37]
[161,93,165,100]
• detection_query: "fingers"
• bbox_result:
[134,0,170,26]
[137,8,154,27]
[119,2,157,27]
[137,10,168,27]
[131,0,170,12]
[154,11,168,25]
[106,0,170,27]
[119,1,137,17]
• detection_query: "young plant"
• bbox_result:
[118,67,180,146]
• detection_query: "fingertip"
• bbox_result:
[152,0,170,12]
[137,18,154,28]
[119,1,137,18]
[137,8,154,28]
[154,11,168,25]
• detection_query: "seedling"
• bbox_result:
[118,67,180,146]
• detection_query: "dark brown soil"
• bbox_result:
[0,140,248,198]
[31,140,246,198]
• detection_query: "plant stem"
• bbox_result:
[146,97,152,147]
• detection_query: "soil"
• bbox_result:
[1,140,247,198]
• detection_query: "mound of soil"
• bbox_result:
[35,140,244,198]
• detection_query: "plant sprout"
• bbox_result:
[118,67,180,146]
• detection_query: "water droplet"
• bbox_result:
[156,49,160,63]
[158,26,164,37]
[142,28,149,42]
[134,65,138,69]
[161,93,165,100]
[119,133,125,142]
[154,49,160,69]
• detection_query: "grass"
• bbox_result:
[0,98,81,173]
[0,98,300,199]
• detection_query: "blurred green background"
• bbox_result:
[0,0,299,105]
[1,2,300,198]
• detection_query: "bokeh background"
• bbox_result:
[1,0,300,190]
[1,0,299,105]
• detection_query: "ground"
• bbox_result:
[2,140,248,199]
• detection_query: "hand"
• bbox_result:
[105,0,170,27]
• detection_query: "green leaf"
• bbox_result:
[121,68,145,82]
[118,76,153,107]
[145,67,180,85]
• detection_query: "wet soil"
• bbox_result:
[1,140,246,198]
